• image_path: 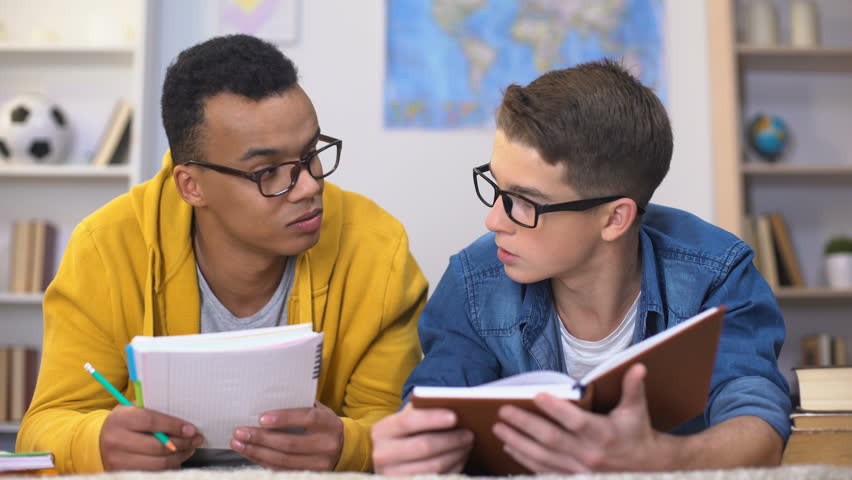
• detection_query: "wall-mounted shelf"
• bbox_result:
[0,43,133,55]
[0,293,43,305]
[0,422,20,434]
[738,45,852,72]
[775,287,852,302]
[0,165,131,180]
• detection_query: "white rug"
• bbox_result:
[5,465,852,480]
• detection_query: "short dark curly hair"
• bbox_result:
[161,34,299,165]
[497,58,672,208]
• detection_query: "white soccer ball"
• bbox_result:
[0,93,72,165]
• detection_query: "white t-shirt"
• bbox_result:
[559,294,641,381]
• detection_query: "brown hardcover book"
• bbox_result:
[9,221,35,294]
[755,215,779,290]
[7,346,38,422]
[794,365,852,411]
[411,306,726,475]
[27,221,57,292]
[782,429,852,466]
[8,346,27,421]
[792,410,852,430]
[27,221,46,293]
[92,100,133,166]
[767,212,805,287]
[0,347,9,422]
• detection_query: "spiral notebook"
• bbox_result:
[127,324,323,448]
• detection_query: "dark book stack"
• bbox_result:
[0,346,40,423]
[8,220,57,294]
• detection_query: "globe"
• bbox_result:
[747,114,789,161]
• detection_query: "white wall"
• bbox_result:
[145,0,714,292]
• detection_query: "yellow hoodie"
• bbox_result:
[17,154,427,474]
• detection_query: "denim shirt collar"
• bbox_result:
[636,226,665,343]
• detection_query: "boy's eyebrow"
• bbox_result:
[491,170,553,202]
[238,128,321,162]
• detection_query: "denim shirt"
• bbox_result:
[404,204,792,441]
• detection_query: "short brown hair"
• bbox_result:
[496,59,672,207]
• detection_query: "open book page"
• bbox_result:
[413,370,581,399]
[129,325,322,449]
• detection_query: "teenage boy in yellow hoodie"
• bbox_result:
[17,34,427,474]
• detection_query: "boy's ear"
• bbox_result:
[173,165,208,208]
[601,199,641,242]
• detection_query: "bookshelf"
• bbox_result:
[0,0,158,445]
[709,0,852,384]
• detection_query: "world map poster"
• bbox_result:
[385,0,666,129]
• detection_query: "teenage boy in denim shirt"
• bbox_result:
[371,59,790,474]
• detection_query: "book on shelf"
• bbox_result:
[767,212,805,288]
[9,221,35,294]
[127,323,323,449]
[410,306,726,475]
[6,346,39,422]
[800,334,847,367]
[0,451,55,474]
[91,99,132,166]
[0,348,8,423]
[754,215,780,289]
[793,365,852,411]
[7,220,57,294]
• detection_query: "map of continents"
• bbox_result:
[385,0,665,129]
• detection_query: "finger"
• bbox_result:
[371,408,458,441]
[497,404,576,446]
[233,428,335,456]
[114,406,198,438]
[373,428,473,466]
[103,447,197,472]
[504,443,589,474]
[494,422,586,474]
[102,429,180,457]
[232,440,334,471]
[531,393,598,434]
[616,363,648,411]
[377,444,472,475]
[258,404,337,430]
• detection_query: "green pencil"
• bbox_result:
[83,362,176,452]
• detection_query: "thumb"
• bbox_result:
[616,363,648,412]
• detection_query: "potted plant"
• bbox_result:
[824,235,852,289]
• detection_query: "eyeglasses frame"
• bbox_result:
[183,133,342,198]
[472,163,645,228]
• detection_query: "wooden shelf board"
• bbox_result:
[0,422,20,434]
[0,164,131,180]
[0,43,134,54]
[775,288,852,301]
[0,293,43,305]
[742,164,852,177]
[737,45,852,72]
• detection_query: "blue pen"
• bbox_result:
[84,362,176,452]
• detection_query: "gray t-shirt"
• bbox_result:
[183,255,297,468]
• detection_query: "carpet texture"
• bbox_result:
[4,465,852,480]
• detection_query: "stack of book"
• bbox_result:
[783,365,852,465]
[8,220,57,294]
[0,346,39,422]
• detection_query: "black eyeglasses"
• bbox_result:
[473,163,644,228]
[184,133,342,198]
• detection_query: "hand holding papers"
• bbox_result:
[127,324,323,449]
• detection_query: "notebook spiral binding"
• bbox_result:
[312,341,323,379]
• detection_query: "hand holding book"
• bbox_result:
[408,306,726,474]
